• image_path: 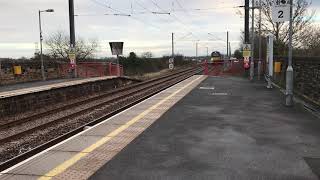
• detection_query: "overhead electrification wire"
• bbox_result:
[134,0,170,15]
[176,32,193,41]
[135,6,241,14]
[208,33,227,43]
[90,0,163,30]
[174,0,191,16]
[75,13,131,17]
[148,0,200,40]
[134,0,171,26]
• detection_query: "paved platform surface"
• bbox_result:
[0,78,83,93]
[0,76,117,98]
[90,76,320,180]
[0,75,206,180]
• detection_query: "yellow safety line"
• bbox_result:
[38,76,203,180]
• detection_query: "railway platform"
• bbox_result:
[1,75,320,179]
[0,76,119,98]
[0,76,139,118]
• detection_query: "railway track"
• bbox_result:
[0,67,202,171]
[0,67,196,143]
[0,68,193,129]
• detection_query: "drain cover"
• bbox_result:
[304,157,320,178]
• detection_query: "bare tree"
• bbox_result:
[300,25,320,56]
[258,0,315,55]
[45,31,99,61]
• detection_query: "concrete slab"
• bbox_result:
[52,135,104,153]
[90,76,320,180]
[84,124,120,136]
[0,174,40,180]
[6,151,78,176]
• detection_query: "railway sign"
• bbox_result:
[169,58,174,70]
[244,56,250,63]
[68,50,76,66]
[109,42,124,55]
[169,63,174,70]
[243,44,251,57]
[271,0,290,22]
[244,62,250,69]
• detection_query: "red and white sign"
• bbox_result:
[244,56,250,63]
[244,62,250,69]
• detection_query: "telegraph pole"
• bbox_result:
[250,0,255,81]
[286,0,294,106]
[229,42,232,57]
[38,10,46,81]
[69,0,77,78]
[172,33,174,58]
[227,31,229,59]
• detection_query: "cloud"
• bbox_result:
[4,0,317,58]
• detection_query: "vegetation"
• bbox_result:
[233,50,242,59]
[45,31,98,61]
[119,52,192,76]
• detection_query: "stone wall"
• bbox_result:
[0,60,121,85]
[0,77,139,118]
[294,59,320,104]
[273,57,320,105]
[0,60,62,85]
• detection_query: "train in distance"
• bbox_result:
[210,51,223,63]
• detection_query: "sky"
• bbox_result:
[0,0,319,58]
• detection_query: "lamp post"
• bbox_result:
[38,9,54,81]
[286,0,294,106]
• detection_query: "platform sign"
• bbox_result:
[243,44,251,57]
[109,42,124,55]
[271,0,290,23]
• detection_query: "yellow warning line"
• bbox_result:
[38,76,203,180]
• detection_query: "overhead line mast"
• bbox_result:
[244,0,250,44]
